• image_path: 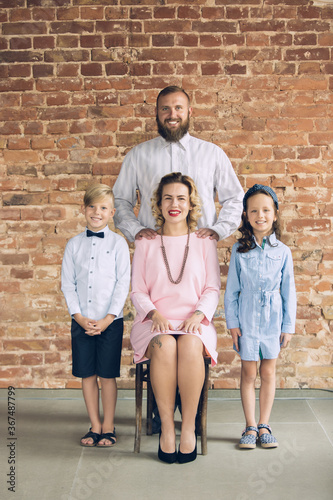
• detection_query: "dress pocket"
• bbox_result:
[266,254,282,270]
[239,252,258,271]
[267,254,282,262]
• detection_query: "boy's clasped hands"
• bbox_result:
[73,313,115,336]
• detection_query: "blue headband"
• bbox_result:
[243,184,279,210]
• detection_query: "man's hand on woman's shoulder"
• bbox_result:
[135,228,158,240]
[195,228,219,241]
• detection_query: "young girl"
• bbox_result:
[224,184,296,449]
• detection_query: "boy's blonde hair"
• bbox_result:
[152,172,202,232]
[83,183,114,207]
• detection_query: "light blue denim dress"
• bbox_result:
[224,233,296,361]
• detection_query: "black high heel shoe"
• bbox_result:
[177,433,197,464]
[158,432,177,464]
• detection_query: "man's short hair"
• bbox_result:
[156,86,190,107]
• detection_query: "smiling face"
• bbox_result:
[245,193,277,243]
[156,91,192,142]
[160,182,192,229]
[82,195,115,232]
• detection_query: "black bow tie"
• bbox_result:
[87,230,104,238]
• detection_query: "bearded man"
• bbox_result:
[113,86,243,242]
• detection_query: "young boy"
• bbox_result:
[61,183,130,447]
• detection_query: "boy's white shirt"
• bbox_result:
[61,226,130,321]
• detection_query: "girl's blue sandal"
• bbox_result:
[258,424,278,448]
[239,426,258,449]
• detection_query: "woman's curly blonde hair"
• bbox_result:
[151,172,202,231]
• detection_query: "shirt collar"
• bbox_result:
[158,132,191,150]
[253,232,277,248]
[269,232,277,245]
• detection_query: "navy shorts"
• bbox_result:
[71,318,123,379]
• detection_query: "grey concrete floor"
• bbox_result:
[1,388,332,500]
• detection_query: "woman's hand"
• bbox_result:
[148,309,174,333]
[177,310,205,335]
[230,327,241,352]
[280,332,292,348]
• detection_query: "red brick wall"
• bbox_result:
[0,0,332,389]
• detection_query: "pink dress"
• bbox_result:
[130,233,221,366]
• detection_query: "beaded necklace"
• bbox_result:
[160,225,190,284]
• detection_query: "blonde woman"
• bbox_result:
[130,172,220,463]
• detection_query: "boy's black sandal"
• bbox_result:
[97,428,117,447]
[80,428,100,447]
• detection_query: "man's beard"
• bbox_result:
[156,114,190,142]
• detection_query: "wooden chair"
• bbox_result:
[134,357,211,454]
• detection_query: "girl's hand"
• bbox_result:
[148,310,174,333]
[280,332,292,348]
[177,310,205,335]
[230,328,242,352]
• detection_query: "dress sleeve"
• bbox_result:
[195,239,221,324]
[130,240,157,321]
[224,244,241,329]
[280,247,297,333]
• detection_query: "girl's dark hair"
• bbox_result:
[237,189,281,253]
[152,172,201,231]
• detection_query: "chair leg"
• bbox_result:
[134,363,143,453]
[200,360,210,455]
[146,363,154,435]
